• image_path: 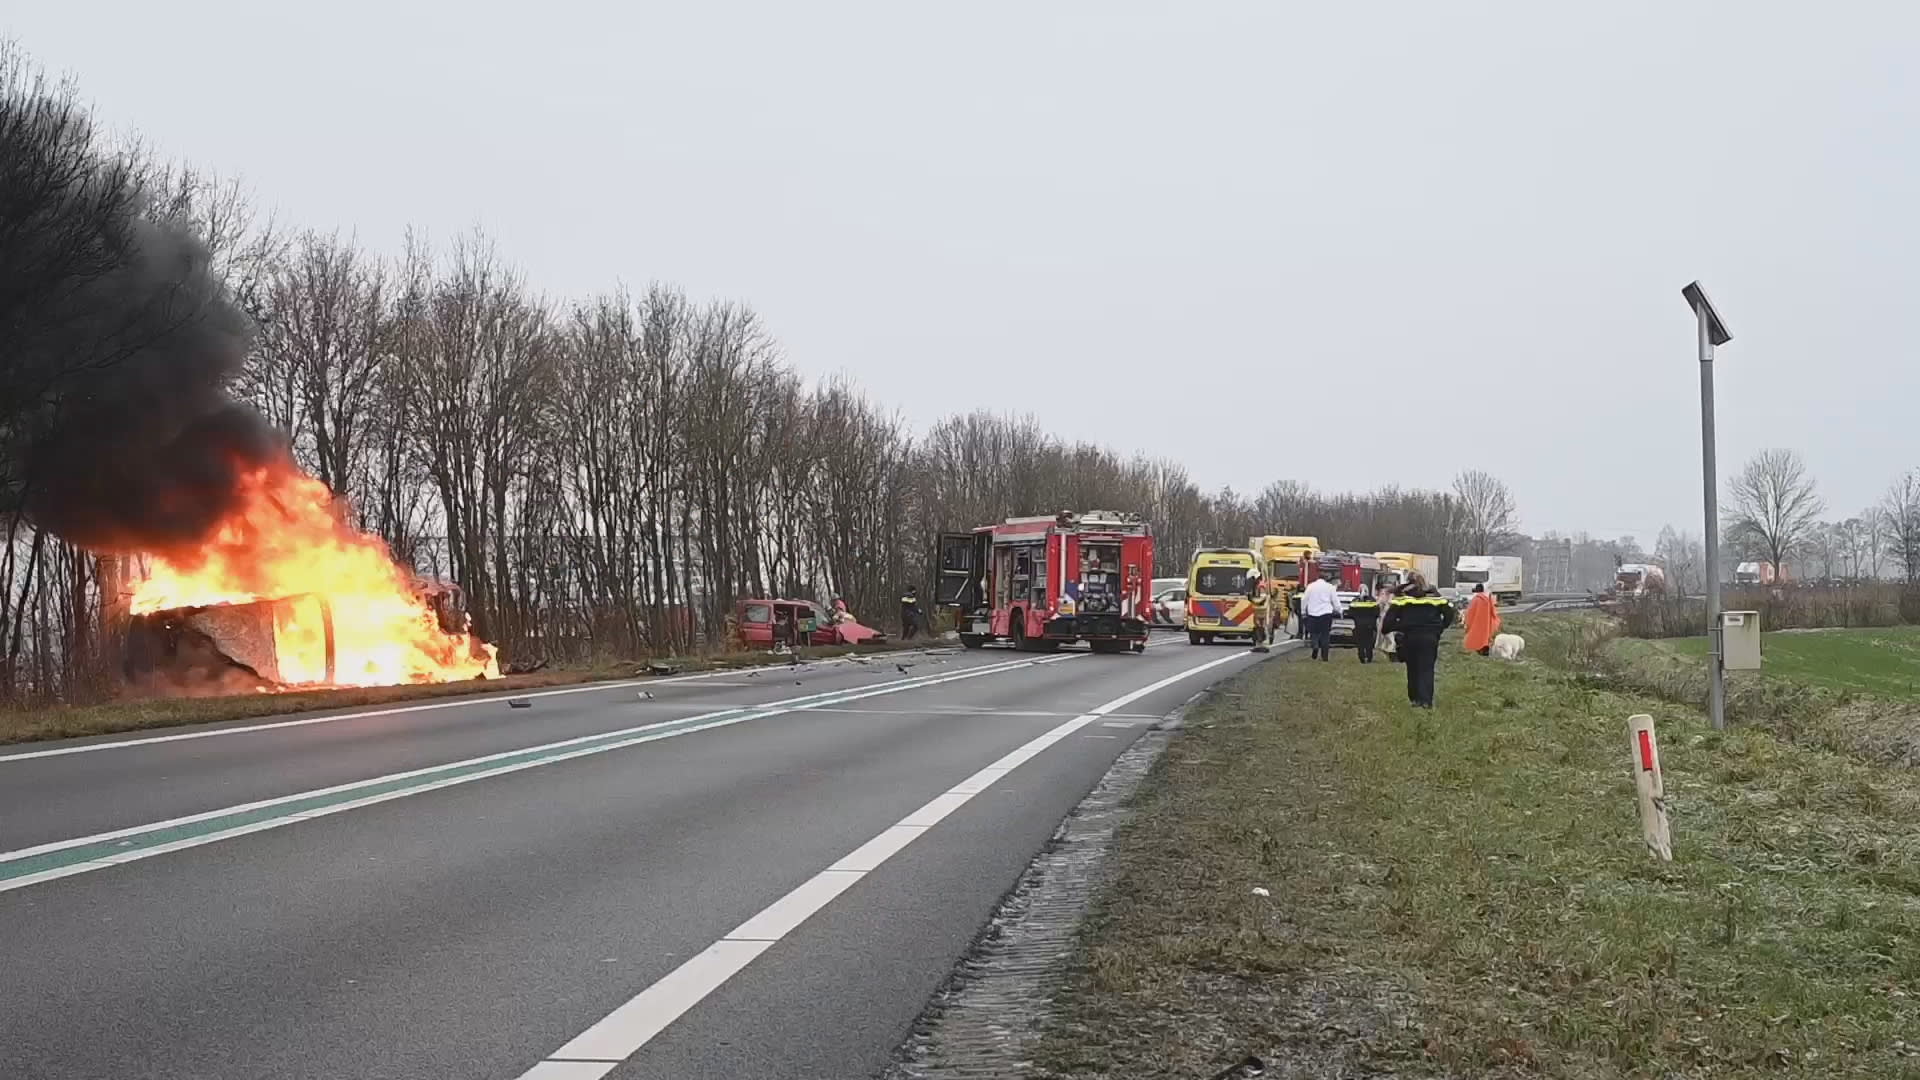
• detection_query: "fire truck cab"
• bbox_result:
[936,511,1153,654]
[1295,550,1395,644]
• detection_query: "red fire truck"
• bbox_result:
[1292,550,1394,644]
[1296,550,1387,593]
[935,511,1153,654]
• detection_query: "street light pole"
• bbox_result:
[1683,281,1732,731]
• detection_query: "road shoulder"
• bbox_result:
[914,642,1920,1078]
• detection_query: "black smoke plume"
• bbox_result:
[4,45,284,557]
[17,214,284,557]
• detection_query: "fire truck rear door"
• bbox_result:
[935,533,985,609]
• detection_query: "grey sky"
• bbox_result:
[10,2,1918,541]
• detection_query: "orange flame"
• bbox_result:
[128,462,500,687]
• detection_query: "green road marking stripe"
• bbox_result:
[0,655,1058,885]
[0,708,756,882]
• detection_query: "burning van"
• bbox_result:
[110,463,503,696]
[124,574,494,694]
[126,594,335,694]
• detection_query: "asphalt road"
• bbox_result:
[0,634,1282,1080]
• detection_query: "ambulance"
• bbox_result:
[1185,547,1263,645]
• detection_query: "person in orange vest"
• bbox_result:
[1462,584,1501,655]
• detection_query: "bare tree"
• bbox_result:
[253,232,389,506]
[1808,522,1842,584]
[1863,506,1888,580]
[1724,449,1824,575]
[1451,469,1519,555]
[392,232,558,648]
[1883,470,1920,584]
[1833,518,1868,582]
[1654,525,1705,595]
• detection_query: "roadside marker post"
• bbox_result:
[1628,713,1672,861]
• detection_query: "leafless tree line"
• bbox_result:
[226,231,1525,664]
[1716,447,1920,585]
[0,43,1529,702]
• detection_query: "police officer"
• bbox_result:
[1379,571,1457,707]
[1346,586,1382,663]
[900,585,923,640]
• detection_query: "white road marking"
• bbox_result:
[514,648,1256,1077]
[799,707,1167,720]
[0,654,1075,887]
[0,641,1021,760]
[0,652,969,763]
[515,1061,618,1079]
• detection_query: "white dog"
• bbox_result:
[1490,633,1526,661]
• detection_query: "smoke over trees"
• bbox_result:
[0,44,293,699]
[0,43,1520,703]
[1,44,279,557]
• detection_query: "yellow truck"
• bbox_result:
[1248,535,1320,639]
[1374,551,1440,588]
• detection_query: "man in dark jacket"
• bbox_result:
[900,586,924,640]
[1346,589,1382,663]
[1379,575,1457,707]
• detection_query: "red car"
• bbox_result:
[735,599,885,647]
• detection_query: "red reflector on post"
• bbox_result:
[1638,728,1656,772]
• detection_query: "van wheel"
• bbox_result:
[1188,631,1203,645]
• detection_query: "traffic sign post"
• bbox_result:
[1682,281,1732,731]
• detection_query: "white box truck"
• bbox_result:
[1454,555,1522,604]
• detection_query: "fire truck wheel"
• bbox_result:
[1090,639,1124,655]
[959,634,988,649]
[1130,639,1146,653]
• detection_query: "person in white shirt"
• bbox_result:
[1300,570,1342,660]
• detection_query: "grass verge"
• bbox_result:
[1650,625,1920,700]
[1032,648,1920,1078]
[0,640,921,746]
[1516,612,1920,769]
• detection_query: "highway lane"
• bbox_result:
[0,647,1052,855]
[0,635,1283,1080]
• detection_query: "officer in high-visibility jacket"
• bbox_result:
[1345,589,1383,663]
[900,586,924,640]
[1378,573,1457,707]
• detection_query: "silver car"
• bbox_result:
[1150,577,1187,627]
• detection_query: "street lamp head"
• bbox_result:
[1681,280,1732,346]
